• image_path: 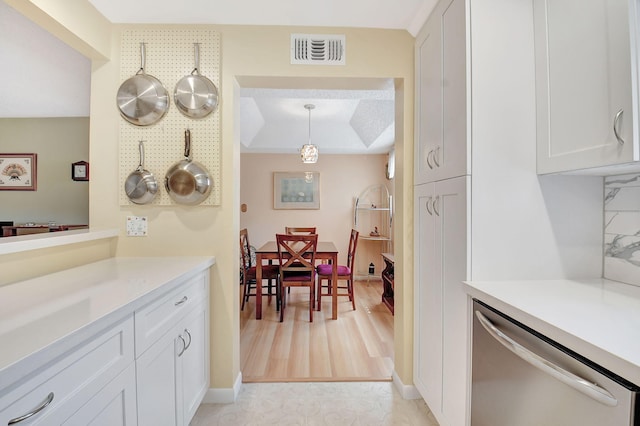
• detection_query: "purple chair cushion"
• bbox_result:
[316,264,351,276]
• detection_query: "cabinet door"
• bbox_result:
[136,331,178,426]
[535,0,637,173]
[61,363,137,426]
[176,303,209,426]
[415,13,442,184]
[415,0,468,184]
[413,182,442,412]
[414,176,469,426]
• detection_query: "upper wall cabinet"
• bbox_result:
[415,0,469,184]
[535,0,640,174]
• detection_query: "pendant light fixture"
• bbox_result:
[300,104,319,163]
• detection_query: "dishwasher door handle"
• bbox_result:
[475,310,618,407]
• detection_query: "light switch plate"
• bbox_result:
[126,216,148,237]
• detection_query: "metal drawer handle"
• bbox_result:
[433,146,440,167]
[613,109,625,145]
[425,197,433,216]
[432,196,440,216]
[426,150,434,169]
[174,296,188,306]
[177,334,187,357]
[475,310,618,407]
[8,392,54,424]
[184,328,192,351]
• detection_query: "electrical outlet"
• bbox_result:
[126,216,148,236]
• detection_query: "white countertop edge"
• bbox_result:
[463,279,640,385]
[0,228,119,255]
[0,256,215,394]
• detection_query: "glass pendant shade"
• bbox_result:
[300,104,318,163]
[300,143,318,163]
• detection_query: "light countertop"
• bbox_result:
[464,279,640,385]
[0,256,215,392]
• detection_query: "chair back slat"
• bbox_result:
[276,233,318,273]
[347,229,359,270]
[285,226,317,235]
[240,228,252,270]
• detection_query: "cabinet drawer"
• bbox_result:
[0,315,134,425]
[135,272,207,356]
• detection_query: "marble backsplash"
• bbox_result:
[604,173,640,285]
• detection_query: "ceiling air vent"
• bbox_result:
[291,34,345,65]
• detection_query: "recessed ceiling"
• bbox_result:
[240,81,395,155]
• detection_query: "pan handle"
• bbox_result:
[137,140,146,170]
[192,43,201,76]
[184,130,192,160]
[136,42,146,75]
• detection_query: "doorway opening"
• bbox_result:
[237,75,398,382]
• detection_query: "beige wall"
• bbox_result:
[0,118,89,226]
[241,153,391,275]
[1,1,415,393]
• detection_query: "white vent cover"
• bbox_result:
[291,34,345,65]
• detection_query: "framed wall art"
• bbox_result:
[274,171,320,209]
[0,153,37,191]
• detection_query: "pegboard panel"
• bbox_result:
[118,29,221,206]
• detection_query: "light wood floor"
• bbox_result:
[240,279,394,382]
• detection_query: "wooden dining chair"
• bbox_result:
[316,229,359,311]
[285,226,316,235]
[276,233,318,322]
[240,228,280,311]
[284,227,320,289]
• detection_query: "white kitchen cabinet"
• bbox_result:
[535,0,639,174]
[415,0,468,185]
[61,363,138,426]
[0,316,135,425]
[136,328,178,426]
[413,176,469,426]
[414,0,470,423]
[176,305,209,424]
[136,294,209,426]
[0,257,214,426]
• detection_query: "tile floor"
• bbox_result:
[191,381,439,425]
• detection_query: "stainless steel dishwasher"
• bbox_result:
[471,299,639,425]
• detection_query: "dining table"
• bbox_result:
[254,240,339,320]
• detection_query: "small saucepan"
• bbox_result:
[165,130,212,205]
[124,141,158,204]
[174,43,219,119]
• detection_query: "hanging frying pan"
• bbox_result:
[165,129,212,205]
[124,141,158,204]
[174,43,219,119]
[117,43,169,126]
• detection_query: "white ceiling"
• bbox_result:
[2,0,437,154]
[87,0,435,36]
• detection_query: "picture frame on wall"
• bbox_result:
[274,171,320,209]
[0,153,37,191]
[71,161,89,181]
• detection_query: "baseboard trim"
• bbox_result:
[202,372,243,404]
[392,370,421,399]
